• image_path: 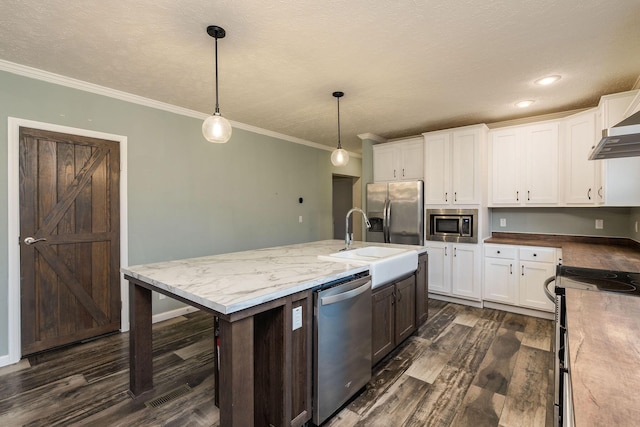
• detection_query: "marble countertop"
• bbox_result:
[122,240,426,315]
[565,288,640,426]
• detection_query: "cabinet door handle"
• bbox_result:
[444,247,448,256]
[397,288,402,302]
[527,190,530,201]
[587,188,592,200]
[516,191,519,202]
[454,192,457,202]
[521,265,525,276]
[394,169,396,178]
[402,168,405,177]
[598,187,603,198]
[497,250,501,254]
[445,192,448,202]
[454,247,457,257]
[509,263,513,274]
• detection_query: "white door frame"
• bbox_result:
[4,117,129,367]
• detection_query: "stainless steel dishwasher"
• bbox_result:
[313,273,372,425]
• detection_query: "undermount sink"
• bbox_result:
[318,246,418,288]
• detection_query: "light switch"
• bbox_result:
[292,306,302,330]
[299,215,303,223]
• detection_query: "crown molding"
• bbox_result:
[0,59,360,159]
[357,133,386,143]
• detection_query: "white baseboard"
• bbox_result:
[428,293,483,308]
[152,306,201,324]
[0,355,11,369]
[483,301,554,320]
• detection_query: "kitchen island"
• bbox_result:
[122,240,425,427]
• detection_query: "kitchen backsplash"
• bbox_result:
[490,207,635,239]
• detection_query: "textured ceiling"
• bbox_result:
[1,0,639,153]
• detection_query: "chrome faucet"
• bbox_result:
[345,207,372,250]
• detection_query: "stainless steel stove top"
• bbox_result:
[556,265,640,296]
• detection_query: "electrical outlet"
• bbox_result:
[595,219,604,229]
[299,215,303,223]
[292,306,302,330]
[635,221,638,233]
[499,218,507,227]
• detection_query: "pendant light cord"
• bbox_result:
[214,36,220,115]
[336,96,342,149]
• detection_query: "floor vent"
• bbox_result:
[145,384,192,408]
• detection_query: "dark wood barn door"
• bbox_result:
[19,127,121,356]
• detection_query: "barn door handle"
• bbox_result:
[24,237,47,245]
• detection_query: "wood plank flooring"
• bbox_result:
[0,300,553,426]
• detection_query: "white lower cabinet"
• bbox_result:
[483,246,518,304]
[426,241,481,301]
[484,244,556,312]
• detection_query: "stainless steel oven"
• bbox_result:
[426,208,478,243]
[544,274,573,427]
[545,265,640,427]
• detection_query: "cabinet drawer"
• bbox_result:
[519,247,555,263]
[485,245,517,259]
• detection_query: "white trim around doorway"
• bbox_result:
[4,117,129,367]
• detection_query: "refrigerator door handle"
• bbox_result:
[383,198,391,243]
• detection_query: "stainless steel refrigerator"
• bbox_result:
[366,181,424,245]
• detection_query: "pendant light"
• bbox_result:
[331,91,349,166]
[202,25,232,143]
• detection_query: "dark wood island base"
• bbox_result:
[125,275,313,427]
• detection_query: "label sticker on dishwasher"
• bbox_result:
[292,306,303,330]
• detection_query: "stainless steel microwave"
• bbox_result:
[427,209,478,243]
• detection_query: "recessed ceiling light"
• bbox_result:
[535,75,561,86]
[516,100,534,108]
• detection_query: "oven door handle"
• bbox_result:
[543,276,556,303]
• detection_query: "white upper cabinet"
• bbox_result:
[423,124,486,205]
[490,128,520,205]
[489,121,559,206]
[564,109,601,205]
[373,145,398,182]
[373,138,424,182]
[423,132,449,204]
[525,123,559,204]
[598,90,640,206]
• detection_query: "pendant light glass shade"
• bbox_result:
[202,113,232,143]
[331,91,349,167]
[331,148,349,166]
[203,25,232,144]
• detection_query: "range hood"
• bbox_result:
[589,110,640,160]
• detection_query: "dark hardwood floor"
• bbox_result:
[0,300,553,426]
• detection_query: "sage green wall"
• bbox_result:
[490,207,633,238]
[0,70,360,358]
